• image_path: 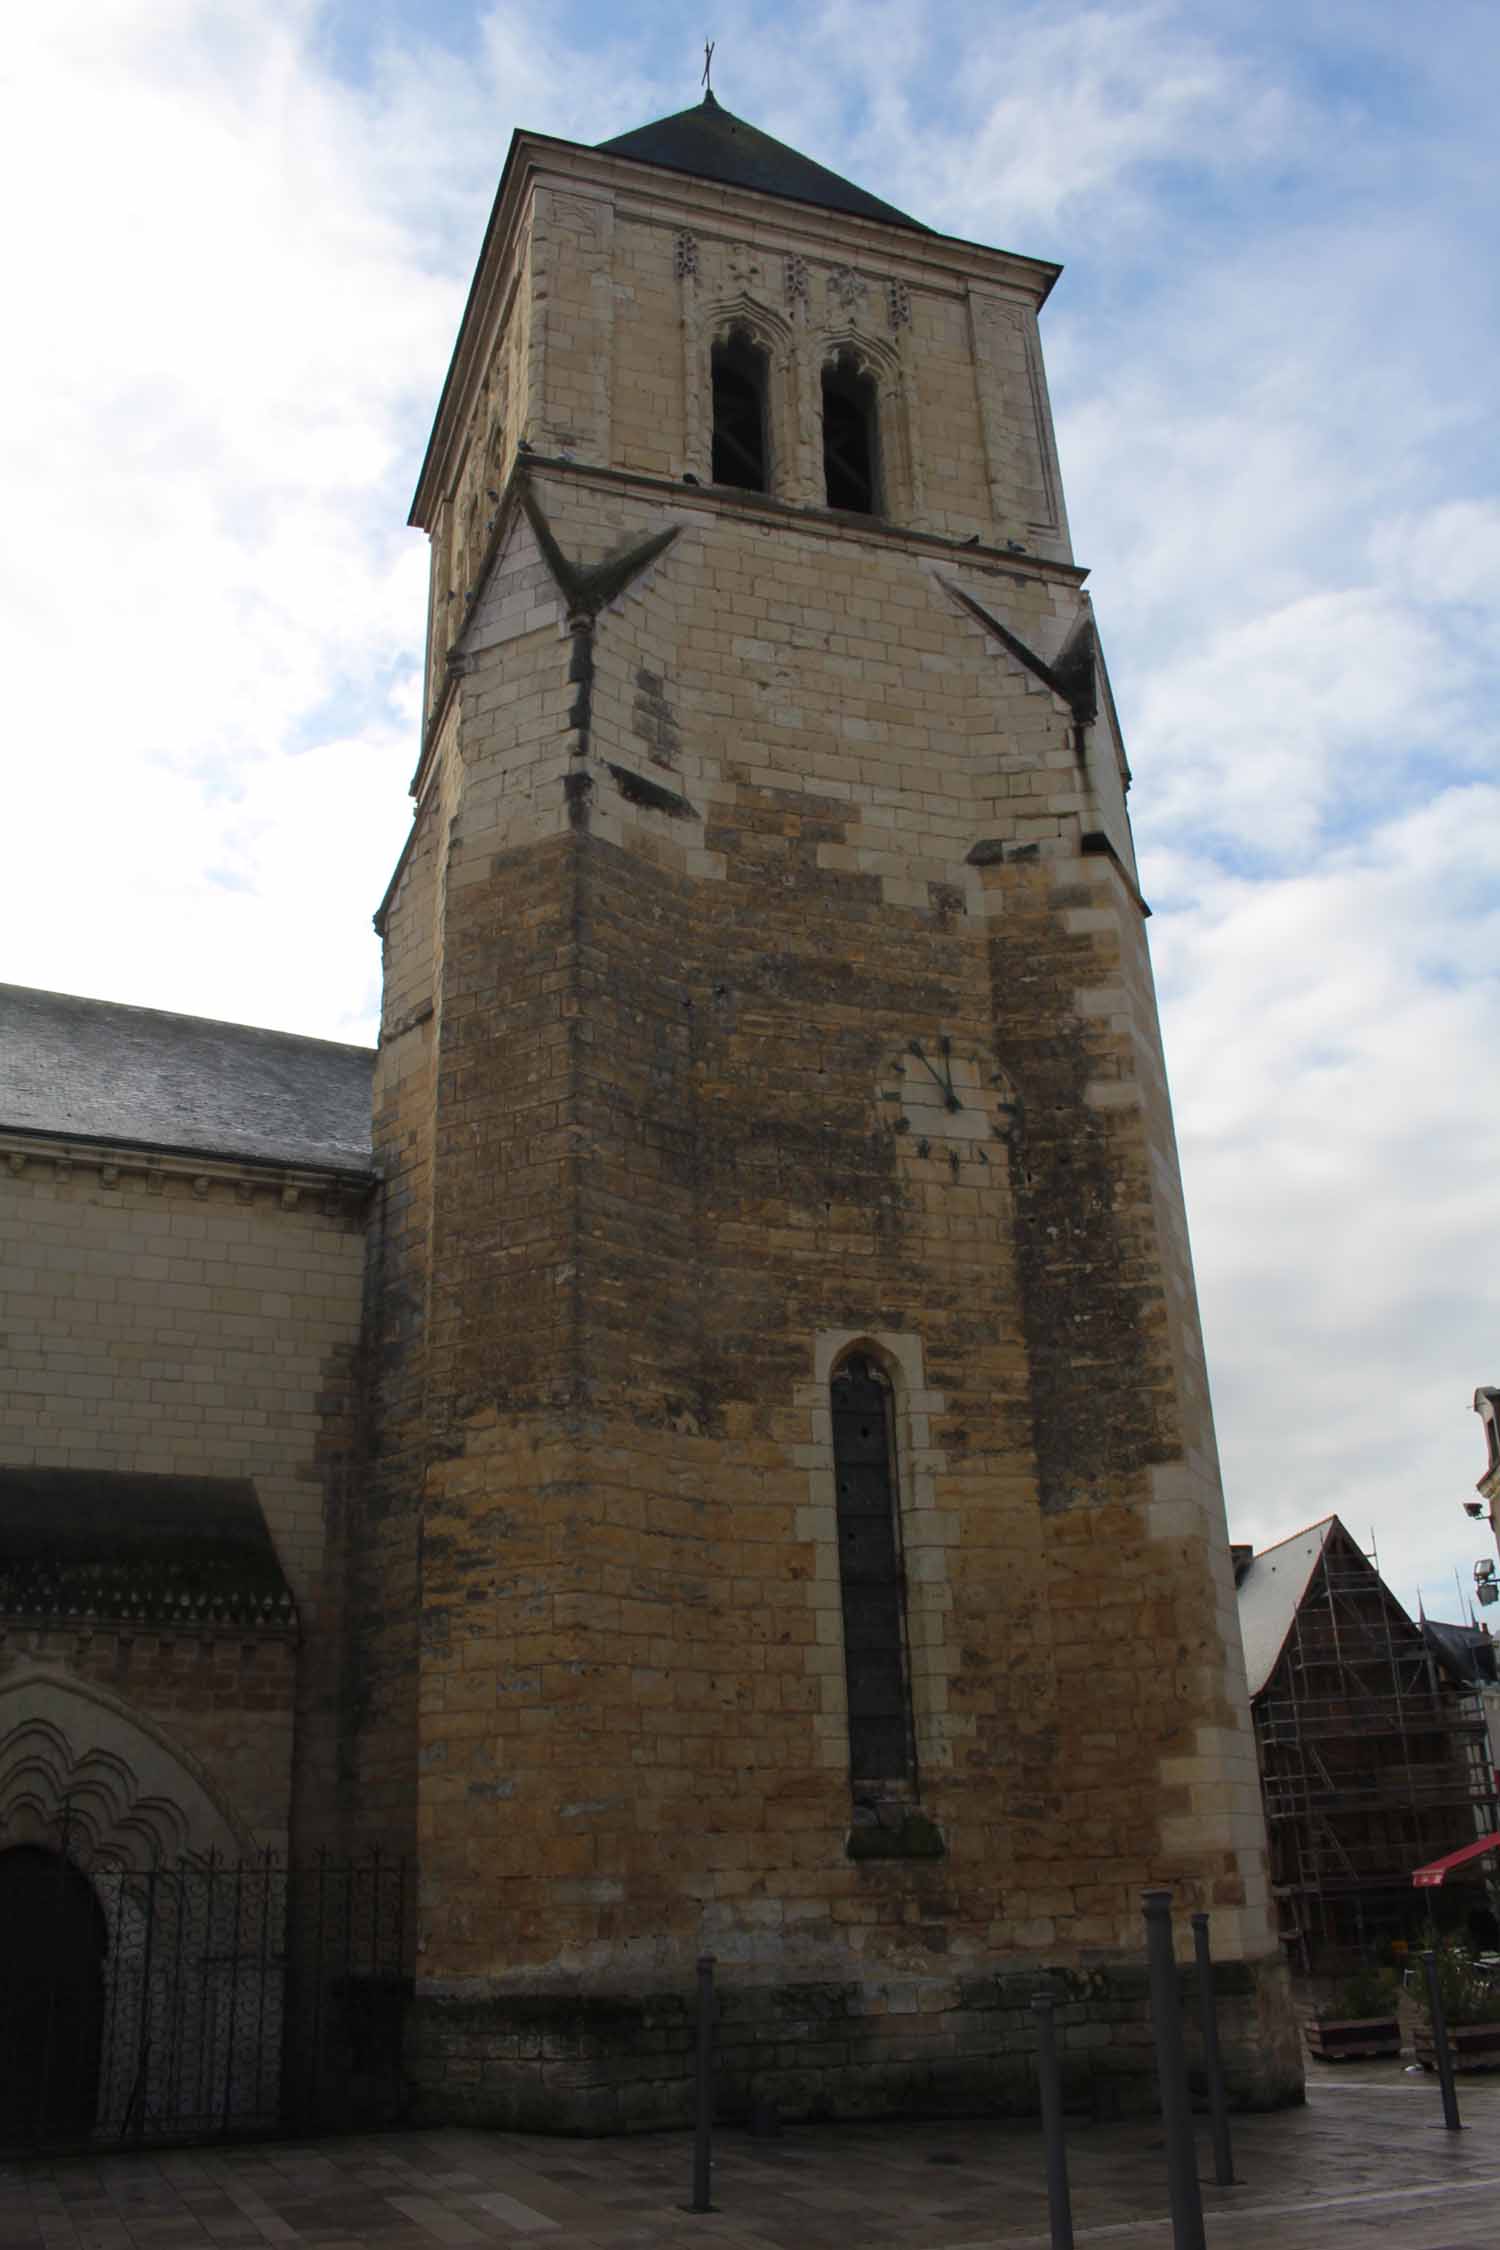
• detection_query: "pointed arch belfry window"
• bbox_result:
[711,325,770,492]
[831,1354,915,1790]
[822,349,880,513]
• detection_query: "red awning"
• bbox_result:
[1412,1830,1500,1888]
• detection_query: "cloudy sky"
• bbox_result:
[3,1,1497,1623]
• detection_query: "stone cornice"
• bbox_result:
[0,1126,374,1212]
[520,453,1088,584]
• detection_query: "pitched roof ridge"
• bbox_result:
[0,980,374,1060]
[1251,1512,1339,1561]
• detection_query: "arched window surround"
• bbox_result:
[829,1341,917,1800]
[685,295,797,496]
[711,323,773,493]
[799,1329,956,1805]
[814,327,916,524]
[821,349,881,515]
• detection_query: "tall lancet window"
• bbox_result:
[711,327,770,492]
[822,350,879,513]
[831,1355,914,1791]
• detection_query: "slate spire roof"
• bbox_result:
[598,91,928,233]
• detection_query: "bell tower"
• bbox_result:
[360,91,1300,2125]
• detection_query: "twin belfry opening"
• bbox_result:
[0,90,1302,2135]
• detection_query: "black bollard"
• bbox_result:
[1142,1891,1206,2250]
[1189,1913,1235,2187]
[1420,1951,1462,2133]
[1033,1988,1075,2250]
[688,1953,718,2211]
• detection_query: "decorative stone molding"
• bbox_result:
[0,1130,371,1215]
[816,325,920,521]
[826,264,868,312]
[673,230,699,281]
[683,291,805,498]
[967,287,1069,545]
[0,1677,248,1870]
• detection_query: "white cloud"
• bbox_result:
[0,0,656,1038]
[1152,785,1500,1616]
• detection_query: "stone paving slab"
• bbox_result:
[1,2066,1497,2249]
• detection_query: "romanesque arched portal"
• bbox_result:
[0,1846,107,2145]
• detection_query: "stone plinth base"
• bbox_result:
[406,1956,1303,2133]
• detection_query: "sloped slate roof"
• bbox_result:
[0,983,374,1174]
[1236,1516,1337,1698]
[598,93,928,232]
[0,1468,295,1630]
[1423,1617,1499,1688]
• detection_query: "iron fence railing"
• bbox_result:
[0,1848,410,2154]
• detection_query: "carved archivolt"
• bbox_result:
[0,1674,248,1872]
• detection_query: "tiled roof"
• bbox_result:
[598,93,928,232]
[0,983,374,1174]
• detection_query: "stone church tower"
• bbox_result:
[358,93,1297,2123]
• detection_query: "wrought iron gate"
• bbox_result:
[0,1850,411,2153]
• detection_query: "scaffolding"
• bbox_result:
[1252,1527,1500,1973]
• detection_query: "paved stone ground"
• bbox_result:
[2,2065,1497,2250]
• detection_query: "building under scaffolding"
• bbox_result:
[1236,1517,1500,1973]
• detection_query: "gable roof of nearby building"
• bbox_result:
[0,983,375,1176]
[1236,1515,1338,1698]
[597,92,930,233]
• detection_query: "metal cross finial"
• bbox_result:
[702,39,715,94]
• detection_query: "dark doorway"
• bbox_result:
[831,1356,914,1790]
[822,352,879,513]
[0,1846,107,2147]
[711,328,770,492]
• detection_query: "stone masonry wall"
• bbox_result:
[0,1149,366,1852]
[410,1956,1293,2132]
[372,465,1295,2110]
